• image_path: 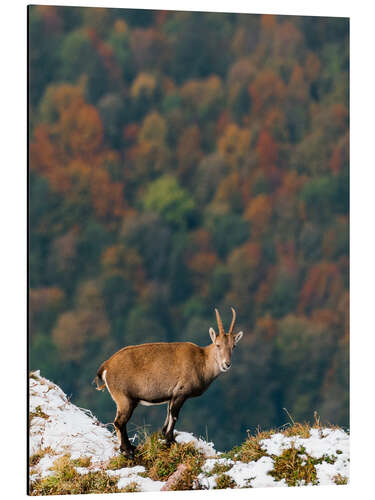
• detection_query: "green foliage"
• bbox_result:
[142,175,196,229]
[59,29,93,81]
[29,7,348,451]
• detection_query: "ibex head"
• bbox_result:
[209,307,243,372]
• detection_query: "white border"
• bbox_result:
[1,0,374,498]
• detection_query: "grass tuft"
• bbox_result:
[71,456,92,468]
[123,481,140,492]
[333,474,348,485]
[30,454,122,495]
[141,434,204,482]
[208,462,233,476]
[107,431,205,490]
[215,473,236,489]
[29,406,49,422]
[234,429,271,463]
[268,446,334,486]
[29,447,54,467]
[107,453,134,470]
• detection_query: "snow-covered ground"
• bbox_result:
[29,371,349,492]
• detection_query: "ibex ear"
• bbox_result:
[209,327,217,343]
[234,331,243,346]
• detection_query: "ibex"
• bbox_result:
[95,308,243,457]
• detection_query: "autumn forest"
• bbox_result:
[29,6,349,450]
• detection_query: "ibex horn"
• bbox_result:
[228,307,236,335]
[215,308,225,336]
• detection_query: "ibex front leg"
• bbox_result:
[164,397,185,446]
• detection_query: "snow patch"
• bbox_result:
[29,371,349,491]
[175,430,217,457]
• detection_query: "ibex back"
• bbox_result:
[95,308,243,457]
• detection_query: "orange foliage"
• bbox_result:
[62,103,103,154]
[177,125,202,178]
[215,110,231,138]
[51,227,79,270]
[52,280,110,361]
[245,194,272,236]
[254,266,276,309]
[130,72,157,99]
[188,252,218,277]
[288,65,309,101]
[181,75,223,110]
[227,58,255,87]
[190,228,214,253]
[29,287,65,315]
[218,123,251,169]
[87,27,123,85]
[298,261,343,313]
[214,171,241,208]
[30,83,126,221]
[274,21,303,58]
[263,108,287,140]
[277,170,304,198]
[305,51,321,81]
[249,69,286,115]
[101,244,146,292]
[256,129,278,167]
[123,123,140,144]
[255,314,277,340]
[189,251,218,296]
[261,14,277,32]
[139,111,167,144]
[90,169,124,218]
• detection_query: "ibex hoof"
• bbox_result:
[166,436,176,447]
[120,445,136,459]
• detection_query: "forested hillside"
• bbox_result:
[29,6,349,450]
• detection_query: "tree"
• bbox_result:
[142,175,195,229]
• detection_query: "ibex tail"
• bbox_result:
[92,364,106,391]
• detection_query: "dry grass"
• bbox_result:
[215,473,236,489]
[122,481,140,492]
[29,415,348,493]
[29,405,49,422]
[269,447,320,486]
[29,447,55,467]
[108,431,206,490]
[29,454,122,496]
[107,453,135,470]
[234,429,273,463]
[71,456,92,468]
[333,473,348,485]
[139,432,204,484]
[209,462,233,476]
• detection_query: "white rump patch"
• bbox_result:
[102,370,114,400]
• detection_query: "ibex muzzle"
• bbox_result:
[95,307,243,457]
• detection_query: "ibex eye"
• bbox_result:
[216,344,220,348]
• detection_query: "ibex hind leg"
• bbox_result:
[162,401,172,437]
[165,397,185,446]
[114,395,137,458]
